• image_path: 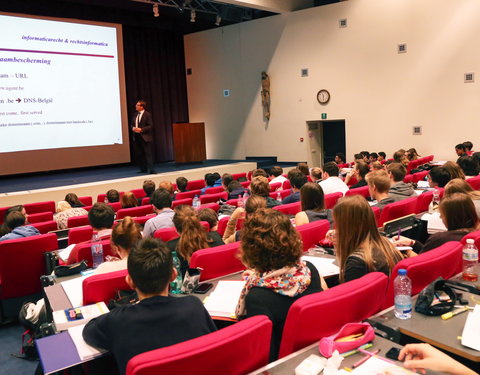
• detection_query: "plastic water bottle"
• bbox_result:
[103,196,108,204]
[276,192,282,203]
[431,189,440,212]
[462,239,478,282]
[192,195,200,210]
[394,269,412,320]
[90,232,104,269]
[237,194,244,208]
[243,190,250,206]
[170,251,183,294]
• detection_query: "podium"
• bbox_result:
[172,122,206,163]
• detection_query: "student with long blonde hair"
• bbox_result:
[444,178,480,217]
[333,195,403,282]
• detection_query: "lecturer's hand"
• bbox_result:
[132,127,142,133]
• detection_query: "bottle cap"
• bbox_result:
[467,239,475,244]
[398,269,407,276]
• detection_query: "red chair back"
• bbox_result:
[67,215,90,228]
[199,203,220,212]
[205,186,224,194]
[30,220,58,234]
[126,316,272,375]
[269,182,282,192]
[371,206,381,227]
[346,177,358,187]
[279,272,388,358]
[462,230,480,248]
[108,202,122,212]
[200,192,228,205]
[324,192,343,209]
[175,189,202,200]
[82,269,130,305]
[0,206,9,225]
[78,196,93,206]
[415,191,433,214]
[217,216,230,237]
[378,197,417,227]
[0,233,58,300]
[403,174,413,184]
[269,189,291,200]
[154,227,179,242]
[75,240,113,268]
[97,192,124,203]
[240,181,250,188]
[226,199,239,207]
[383,241,463,309]
[141,197,151,206]
[133,214,155,226]
[187,180,206,191]
[28,211,54,223]
[68,226,93,245]
[172,198,193,209]
[24,201,55,214]
[295,220,330,251]
[232,172,247,180]
[130,188,146,199]
[412,170,429,183]
[345,186,370,199]
[273,202,301,216]
[467,176,480,190]
[282,180,291,190]
[190,242,245,281]
[116,205,154,220]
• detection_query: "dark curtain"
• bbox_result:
[123,26,189,162]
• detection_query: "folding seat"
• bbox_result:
[30,220,58,234]
[378,197,417,227]
[67,215,90,228]
[83,269,130,305]
[273,202,301,216]
[68,225,93,245]
[232,172,247,180]
[295,220,330,251]
[199,192,228,204]
[73,240,113,268]
[205,186,224,194]
[345,186,370,199]
[24,201,55,214]
[116,205,154,220]
[28,211,54,223]
[187,179,205,190]
[175,189,202,200]
[78,196,93,206]
[171,198,193,209]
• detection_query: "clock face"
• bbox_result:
[317,89,330,104]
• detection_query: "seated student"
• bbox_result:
[67,203,115,264]
[334,152,346,165]
[250,176,281,208]
[455,143,468,159]
[344,161,369,189]
[269,166,288,185]
[395,193,480,254]
[319,161,349,196]
[282,170,307,204]
[200,173,217,194]
[368,152,378,163]
[251,168,268,179]
[294,182,333,227]
[393,150,409,167]
[94,216,142,275]
[221,173,234,192]
[196,207,220,233]
[310,167,323,184]
[223,195,266,244]
[353,153,364,164]
[83,238,216,375]
[143,188,175,237]
[457,156,479,179]
[166,205,224,277]
[237,208,325,360]
[371,161,385,171]
[226,180,246,200]
[442,161,465,180]
[0,211,40,242]
[121,192,138,209]
[387,163,416,202]
[174,177,188,194]
[360,151,370,163]
[54,201,88,230]
[106,189,120,203]
[406,148,420,161]
[428,166,452,188]
[297,162,310,177]
[377,151,386,162]
[333,195,404,282]
[212,172,222,187]
[65,193,85,208]
[158,180,175,198]
[399,343,478,375]
[0,205,28,237]
[464,141,474,156]
[444,178,480,217]
[366,170,395,209]
[138,179,156,205]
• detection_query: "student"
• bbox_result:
[334,152,346,165]
[0,205,28,237]
[65,193,85,208]
[142,188,175,237]
[0,210,40,242]
[269,166,287,185]
[226,180,246,200]
[196,207,220,233]
[428,166,452,188]
[223,195,266,244]
[106,189,120,203]
[294,182,333,227]
[282,170,307,204]
[54,200,88,230]
[455,143,468,159]
[442,161,465,180]
[345,161,369,189]
[387,163,416,202]
[83,238,216,375]
[368,152,378,163]
[250,176,280,208]
[138,179,156,205]
[121,192,138,209]
[310,167,323,183]
[444,178,480,217]
[237,208,324,360]
[200,173,217,194]
[366,170,395,209]
[319,162,349,196]
[393,150,409,167]
[333,195,403,282]
[174,177,188,194]
[457,156,479,179]
[395,193,479,253]
[158,180,175,197]
[463,141,474,156]
[221,173,234,191]
[297,162,310,176]
[406,148,420,161]
[167,205,224,277]
[377,151,386,162]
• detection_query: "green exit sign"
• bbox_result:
[321,113,327,119]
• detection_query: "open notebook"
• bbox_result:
[203,280,245,319]
[68,324,107,361]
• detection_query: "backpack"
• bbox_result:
[16,299,49,360]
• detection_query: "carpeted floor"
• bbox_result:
[0,322,39,374]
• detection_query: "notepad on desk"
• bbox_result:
[302,256,339,277]
[203,280,245,319]
[61,275,89,308]
[462,304,480,351]
[68,324,107,361]
[57,244,76,263]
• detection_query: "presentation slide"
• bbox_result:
[0,13,129,176]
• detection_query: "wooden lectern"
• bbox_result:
[172,122,206,163]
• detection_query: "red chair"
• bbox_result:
[154,227,179,242]
[462,230,480,248]
[175,189,202,200]
[172,198,193,209]
[0,233,58,318]
[269,182,282,192]
[141,197,151,206]
[378,197,417,227]
[217,216,230,237]
[30,220,58,234]
[225,199,239,207]
[247,171,253,181]
[28,211,54,223]
[240,181,250,188]
[190,242,244,281]
[83,205,93,212]
[116,206,154,220]
[24,201,55,214]
[324,192,343,209]
[108,202,122,212]
[273,202,301,216]
[199,203,220,212]
[278,272,388,358]
[68,226,93,245]
[415,191,433,214]
[133,214,155,226]
[126,315,271,375]
[383,241,463,309]
[205,186,225,194]
[283,180,291,190]
[82,269,130,305]
[345,186,370,199]
[403,174,413,184]
[467,176,480,190]
[269,189,291,200]
[130,188,146,199]
[346,177,358,187]
[295,220,330,251]
[232,172,247,180]
[371,206,381,227]
[200,192,228,205]
[78,196,93,206]
[0,206,10,225]
[187,179,206,190]
[412,170,429,183]
[74,240,113,268]
[97,192,124,203]
[67,215,90,228]
[426,155,434,163]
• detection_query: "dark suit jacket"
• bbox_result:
[131,110,153,142]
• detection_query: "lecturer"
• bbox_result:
[131,100,156,174]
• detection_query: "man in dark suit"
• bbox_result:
[131,100,156,174]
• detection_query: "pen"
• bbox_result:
[441,307,469,320]
[352,349,380,368]
[397,228,401,241]
[341,342,373,357]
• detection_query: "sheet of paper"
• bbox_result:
[349,356,414,374]
[203,280,245,318]
[68,324,106,361]
[462,305,480,351]
[61,275,89,308]
[57,244,76,262]
[302,256,339,277]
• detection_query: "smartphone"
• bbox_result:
[194,283,214,294]
[386,347,401,361]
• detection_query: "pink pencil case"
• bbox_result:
[318,322,374,358]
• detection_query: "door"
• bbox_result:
[322,120,345,163]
